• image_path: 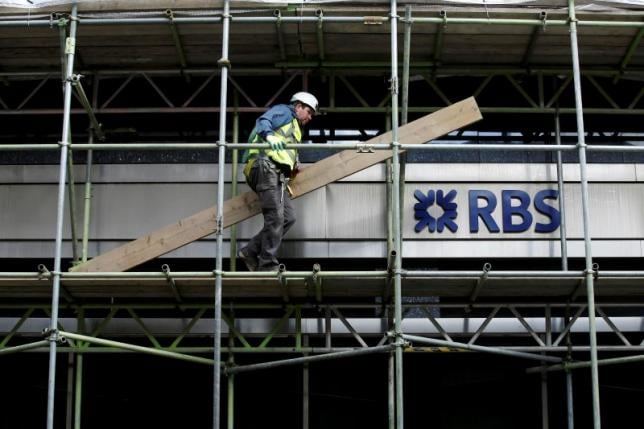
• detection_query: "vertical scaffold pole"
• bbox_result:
[227,313,235,429]
[401,6,411,126]
[388,346,395,429]
[74,309,85,429]
[399,5,411,268]
[566,368,575,429]
[541,364,549,429]
[81,76,100,263]
[567,1,601,428]
[556,106,574,428]
[65,353,74,429]
[58,19,79,265]
[214,1,231,428]
[390,1,404,429]
[554,111,568,271]
[47,5,78,429]
[229,91,240,271]
[303,335,310,429]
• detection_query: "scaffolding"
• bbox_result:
[1,1,644,429]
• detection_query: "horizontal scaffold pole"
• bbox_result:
[1,107,644,116]
[526,354,644,374]
[70,97,481,272]
[58,331,215,366]
[226,344,397,375]
[1,14,644,29]
[13,345,644,354]
[5,270,644,280]
[2,143,644,153]
[0,340,50,356]
[2,67,643,79]
[401,334,562,363]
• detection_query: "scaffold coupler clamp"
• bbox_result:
[539,11,548,31]
[42,328,66,344]
[214,214,223,236]
[386,330,409,348]
[391,268,405,277]
[389,76,399,96]
[356,143,374,153]
[37,264,50,280]
[217,58,231,69]
[223,362,237,376]
[68,74,83,85]
[278,264,287,282]
[440,10,447,28]
[312,263,323,305]
[481,262,492,279]
[400,11,412,25]
[51,13,68,28]
[587,263,599,281]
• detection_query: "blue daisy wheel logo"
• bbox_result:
[414,189,458,233]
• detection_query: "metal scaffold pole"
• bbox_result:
[74,310,85,429]
[57,19,80,265]
[214,1,231,428]
[81,76,100,263]
[568,0,601,428]
[6,141,644,153]
[556,109,574,429]
[389,2,404,429]
[227,315,235,429]
[47,5,78,429]
[541,363,549,429]
[566,368,575,429]
[229,91,240,272]
[554,110,569,271]
[2,12,644,28]
[303,335,310,429]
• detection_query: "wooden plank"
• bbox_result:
[72,191,262,273]
[289,97,481,197]
[71,97,481,272]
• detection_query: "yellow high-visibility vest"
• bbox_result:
[244,118,302,177]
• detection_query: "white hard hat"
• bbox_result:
[291,91,319,114]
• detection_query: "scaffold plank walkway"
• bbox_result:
[1,275,643,300]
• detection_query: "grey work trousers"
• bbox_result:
[245,157,296,269]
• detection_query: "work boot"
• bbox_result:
[238,247,258,272]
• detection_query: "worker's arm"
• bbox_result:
[254,104,294,139]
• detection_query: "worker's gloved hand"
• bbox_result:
[266,134,284,151]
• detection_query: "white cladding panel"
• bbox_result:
[1,163,642,258]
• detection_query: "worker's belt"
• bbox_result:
[243,153,292,178]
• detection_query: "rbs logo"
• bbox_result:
[414,189,561,233]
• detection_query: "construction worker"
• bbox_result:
[239,91,319,272]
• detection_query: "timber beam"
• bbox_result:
[71,97,481,272]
